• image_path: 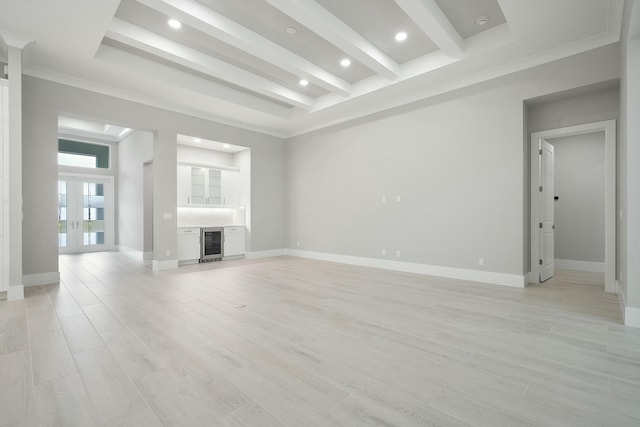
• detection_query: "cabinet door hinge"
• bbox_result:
[539,149,543,155]
[539,259,543,265]
[539,186,543,192]
[539,222,543,229]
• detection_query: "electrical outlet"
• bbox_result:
[478,257,485,266]
[296,241,300,247]
[395,250,401,258]
[396,195,401,202]
[381,249,386,256]
[165,250,171,256]
[381,195,386,204]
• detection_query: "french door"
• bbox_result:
[58,175,114,253]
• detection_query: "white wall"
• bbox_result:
[177,145,233,166]
[285,45,620,282]
[22,76,285,277]
[117,130,153,252]
[550,132,605,264]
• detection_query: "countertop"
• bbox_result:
[177,225,245,228]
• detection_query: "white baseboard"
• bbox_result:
[286,249,526,288]
[245,249,287,260]
[625,305,640,328]
[555,259,605,273]
[617,281,640,328]
[178,259,200,266]
[117,245,144,260]
[23,272,61,287]
[152,259,179,271]
[7,285,24,301]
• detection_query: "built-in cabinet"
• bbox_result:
[176,226,245,263]
[177,163,238,207]
[177,227,200,264]
[0,80,8,292]
[223,226,245,259]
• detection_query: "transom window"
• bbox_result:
[58,139,110,169]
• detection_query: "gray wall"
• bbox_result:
[233,150,252,250]
[143,162,153,256]
[550,132,605,263]
[528,88,620,133]
[117,130,153,252]
[619,0,640,310]
[285,45,620,277]
[22,76,285,276]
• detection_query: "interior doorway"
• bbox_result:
[530,120,616,292]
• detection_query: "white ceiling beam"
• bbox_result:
[106,18,314,109]
[393,0,464,58]
[96,43,294,118]
[136,0,351,96]
[262,0,399,79]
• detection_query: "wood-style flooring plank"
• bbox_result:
[0,300,28,355]
[29,328,77,385]
[73,345,148,425]
[221,402,285,427]
[0,351,31,426]
[58,313,104,354]
[24,373,97,427]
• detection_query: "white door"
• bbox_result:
[58,175,114,253]
[540,141,555,281]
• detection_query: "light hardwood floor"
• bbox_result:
[1,253,639,426]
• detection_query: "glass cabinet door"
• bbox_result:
[207,169,222,205]
[190,167,207,204]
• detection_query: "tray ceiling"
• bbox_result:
[0,0,625,137]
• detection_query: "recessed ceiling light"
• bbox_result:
[340,58,351,67]
[299,79,309,87]
[476,16,489,26]
[168,19,182,29]
[395,31,407,42]
[223,143,231,148]
[194,138,201,143]
[286,27,297,34]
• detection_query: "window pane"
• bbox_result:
[58,152,97,168]
[58,180,67,248]
[58,139,110,169]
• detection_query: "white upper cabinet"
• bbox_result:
[177,163,239,207]
[190,166,207,204]
[221,170,238,207]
